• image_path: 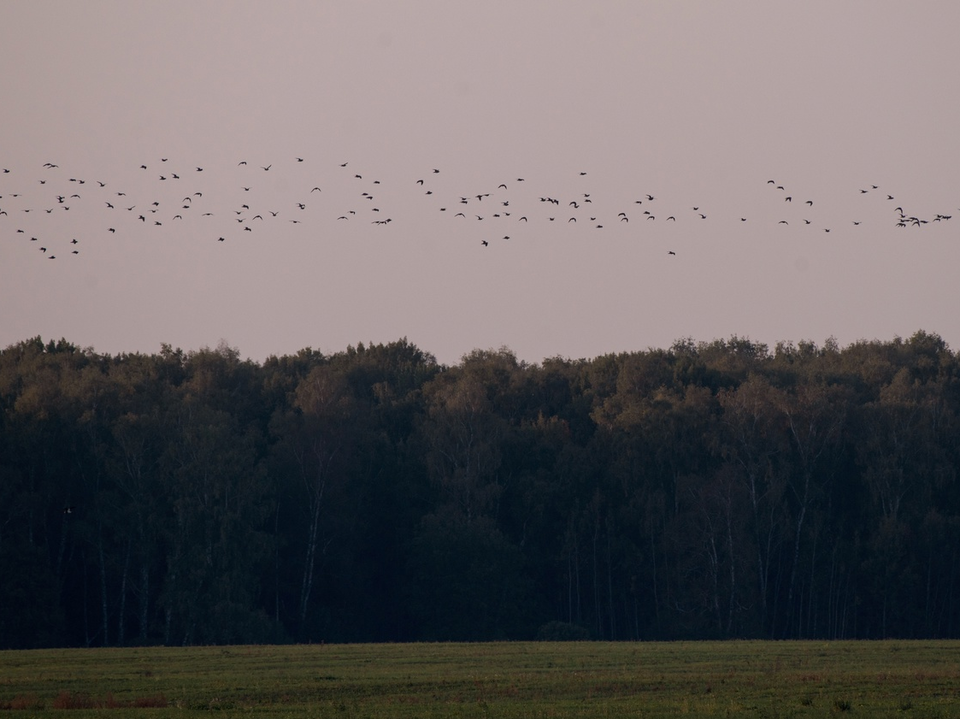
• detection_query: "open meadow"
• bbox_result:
[2,641,959,718]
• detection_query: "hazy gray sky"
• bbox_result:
[3,1,959,364]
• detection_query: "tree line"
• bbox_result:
[1,331,958,648]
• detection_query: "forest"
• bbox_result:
[1,331,959,648]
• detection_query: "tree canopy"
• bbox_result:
[2,332,959,647]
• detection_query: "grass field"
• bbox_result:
[1,641,960,717]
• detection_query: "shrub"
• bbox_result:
[52,691,96,709]
[536,621,590,641]
[0,693,43,710]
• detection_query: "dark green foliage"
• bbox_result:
[1,331,960,646]
[536,620,590,640]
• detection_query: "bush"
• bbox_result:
[0,693,43,710]
[536,621,590,641]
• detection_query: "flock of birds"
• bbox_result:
[1,158,954,262]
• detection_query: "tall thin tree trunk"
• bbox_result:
[785,486,808,637]
[606,525,616,640]
[118,539,131,646]
[274,503,281,627]
[806,526,818,638]
[139,561,150,641]
[650,524,659,627]
[725,499,736,635]
[98,523,109,647]
[592,520,601,639]
[298,493,323,631]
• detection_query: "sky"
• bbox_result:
[2,1,959,366]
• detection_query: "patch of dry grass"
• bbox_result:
[0,641,958,717]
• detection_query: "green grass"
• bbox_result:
[2,641,960,717]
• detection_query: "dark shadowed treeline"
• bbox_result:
[2,331,959,648]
